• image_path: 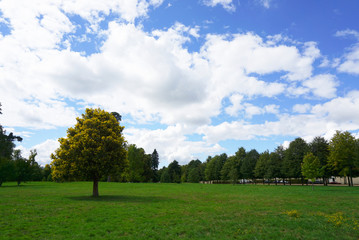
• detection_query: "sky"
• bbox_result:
[1,0,359,167]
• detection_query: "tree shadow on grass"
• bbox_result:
[67,195,171,203]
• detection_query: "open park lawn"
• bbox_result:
[1,182,359,239]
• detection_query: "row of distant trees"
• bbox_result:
[0,103,52,186]
[159,131,359,187]
[1,104,358,188]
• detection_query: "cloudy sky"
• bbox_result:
[1,0,359,167]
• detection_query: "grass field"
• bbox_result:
[1,182,359,240]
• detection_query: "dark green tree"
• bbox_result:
[151,149,159,182]
[0,157,14,186]
[168,160,181,183]
[188,167,201,183]
[221,155,241,184]
[240,149,259,182]
[283,138,309,184]
[328,131,356,186]
[267,152,283,185]
[254,151,269,184]
[43,164,52,181]
[205,153,227,181]
[160,167,171,183]
[13,150,31,186]
[309,136,330,185]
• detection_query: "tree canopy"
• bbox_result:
[51,108,128,196]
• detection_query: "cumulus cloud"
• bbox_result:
[202,0,236,12]
[199,90,359,144]
[302,74,338,98]
[124,125,223,165]
[335,29,359,75]
[1,1,357,165]
[337,44,359,75]
[17,139,59,166]
[293,103,311,114]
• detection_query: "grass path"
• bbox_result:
[1,182,359,239]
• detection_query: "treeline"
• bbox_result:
[159,132,359,187]
[0,104,51,185]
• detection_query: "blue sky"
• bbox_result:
[0,0,359,167]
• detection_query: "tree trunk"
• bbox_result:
[17,180,21,186]
[107,176,111,182]
[312,182,314,191]
[283,178,286,186]
[0,180,2,187]
[347,176,351,187]
[93,179,99,197]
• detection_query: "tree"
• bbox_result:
[267,152,283,185]
[0,157,13,186]
[283,138,309,184]
[13,150,31,186]
[160,167,171,183]
[43,164,52,181]
[254,151,269,183]
[240,149,259,182]
[51,108,128,197]
[127,144,146,182]
[301,152,322,190]
[309,137,330,185]
[205,154,227,181]
[151,149,159,182]
[188,167,201,183]
[220,156,240,184]
[168,160,181,183]
[328,131,356,186]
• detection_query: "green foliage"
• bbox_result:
[267,152,283,181]
[221,155,240,183]
[168,160,181,183]
[0,157,13,186]
[254,151,269,179]
[283,138,309,179]
[127,144,146,182]
[13,150,31,186]
[328,131,357,186]
[205,153,227,180]
[301,152,322,183]
[50,108,128,196]
[160,168,171,183]
[240,149,259,180]
[188,167,201,183]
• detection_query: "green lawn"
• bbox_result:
[0,182,358,239]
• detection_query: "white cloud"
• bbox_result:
[335,29,359,75]
[199,91,359,144]
[17,139,59,166]
[225,94,244,116]
[335,29,359,40]
[337,44,359,75]
[302,74,338,98]
[2,0,357,167]
[124,125,223,166]
[202,0,236,12]
[258,0,271,9]
[293,103,311,114]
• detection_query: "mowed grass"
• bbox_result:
[1,182,359,240]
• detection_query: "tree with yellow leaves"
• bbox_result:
[51,108,128,197]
